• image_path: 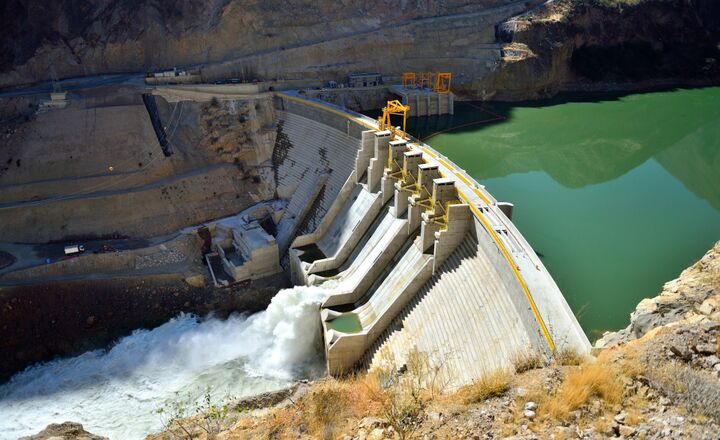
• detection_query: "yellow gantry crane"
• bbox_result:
[434,72,452,93]
[377,99,410,139]
[401,72,416,89]
[401,71,452,93]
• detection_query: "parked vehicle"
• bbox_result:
[63,244,85,255]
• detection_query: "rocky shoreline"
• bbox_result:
[596,241,720,349]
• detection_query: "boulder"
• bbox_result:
[19,422,108,440]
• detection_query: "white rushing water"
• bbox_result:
[0,286,328,440]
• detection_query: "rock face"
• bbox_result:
[597,240,720,348]
[2,0,718,98]
[0,0,526,89]
[0,89,276,243]
[476,0,720,100]
[19,422,107,440]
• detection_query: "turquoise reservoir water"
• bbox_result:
[408,87,720,339]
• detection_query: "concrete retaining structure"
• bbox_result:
[275,92,590,386]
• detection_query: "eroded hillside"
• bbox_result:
[3,0,718,99]
[0,89,275,242]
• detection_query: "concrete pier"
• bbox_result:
[389,85,454,116]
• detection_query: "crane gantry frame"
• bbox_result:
[401,71,452,93]
[377,99,410,139]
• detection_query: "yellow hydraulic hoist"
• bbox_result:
[434,72,452,93]
[378,99,410,139]
[401,72,416,89]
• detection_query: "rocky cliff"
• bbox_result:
[483,0,720,100]
[0,0,526,89]
[3,0,718,99]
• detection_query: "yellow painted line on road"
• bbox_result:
[276,92,556,352]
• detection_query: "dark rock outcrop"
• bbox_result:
[481,0,720,100]
[19,421,107,440]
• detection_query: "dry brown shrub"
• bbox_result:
[556,348,584,366]
[594,414,613,435]
[544,363,622,420]
[513,351,543,373]
[344,372,383,417]
[625,407,643,426]
[646,361,720,422]
[460,370,511,404]
[263,406,297,439]
[306,384,345,439]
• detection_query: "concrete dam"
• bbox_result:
[274,93,590,385]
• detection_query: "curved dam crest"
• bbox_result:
[277,92,589,382]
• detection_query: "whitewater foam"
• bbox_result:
[0,286,328,440]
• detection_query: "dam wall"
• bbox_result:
[276,93,590,387]
[272,106,363,248]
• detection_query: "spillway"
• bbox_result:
[278,92,590,385]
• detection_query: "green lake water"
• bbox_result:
[407,87,720,340]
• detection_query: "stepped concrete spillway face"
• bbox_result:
[277,94,590,388]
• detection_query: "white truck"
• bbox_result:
[64,244,85,255]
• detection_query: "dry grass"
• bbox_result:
[242,375,387,440]
[620,353,645,379]
[544,363,622,420]
[555,348,585,366]
[460,370,512,404]
[306,385,344,439]
[513,351,543,373]
[646,361,720,422]
[594,414,613,434]
[263,406,297,439]
[345,372,384,417]
[625,407,643,426]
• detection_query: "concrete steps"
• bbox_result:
[275,110,361,235]
[357,242,430,327]
[365,234,541,388]
[323,238,434,375]
[317,186,380,260]
[319,206,412,308]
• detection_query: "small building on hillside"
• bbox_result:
[347,72,382,88]
[145,67,201,85]
[210,222,281,285]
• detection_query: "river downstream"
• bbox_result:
[0,286,328,439]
